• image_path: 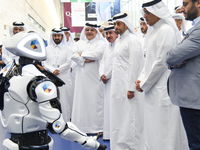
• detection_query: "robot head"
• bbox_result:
[5,31,47,61]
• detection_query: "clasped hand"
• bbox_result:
[101,74,109,84]
[135,80,143,92]
[78,52,95,63]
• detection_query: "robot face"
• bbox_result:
[5,31,47,61]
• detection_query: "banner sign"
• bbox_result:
[63,2,83,33]
[63,0,120,32]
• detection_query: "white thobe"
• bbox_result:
[138,33,147,58]
[110,30,144,150]
[43,43,72,122]
[178,29,184,43]
[67,41,77,110]
[71,37,105,133]
[138,19,189,150]
[99,41,115,140]
[66,40,75,48]
[138,33,145,49]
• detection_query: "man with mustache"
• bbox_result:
[99,25,118,140]
[71,23,106,135]
[138,17,153,57]
[43,28,73,123]
[136,0,188,150]
[140,17,148,35]
[167,0,200,149]
[110,13,144,150]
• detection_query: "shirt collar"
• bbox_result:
[110,39,117,47]
[120,30,129,39]
[53,42,63,48]
[87,37,97,43]
[192,16,200,26]
[153,19,165,29]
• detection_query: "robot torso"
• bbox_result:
[0,62,57,134]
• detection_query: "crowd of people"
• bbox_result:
[1,0,200,149]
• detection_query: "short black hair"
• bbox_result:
[0,45,2,48]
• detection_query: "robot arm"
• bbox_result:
[28,76,106,150]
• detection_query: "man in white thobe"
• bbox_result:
[137,17,153,58]
[136,1,189,150]
[172,13,187,41]
[99,25,118,140]
[71,23,106,134]
[137,17,148,49]
[60,27,75,48]
[110,13,144,150]
[60,26,76,119]
[2,21,26,65]
[43,28,72,123]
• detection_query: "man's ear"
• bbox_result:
[196,0,200,8]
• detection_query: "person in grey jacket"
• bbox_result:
[166,0,200,149]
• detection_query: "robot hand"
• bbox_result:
[82,136,107,150]
[54,121,107,150]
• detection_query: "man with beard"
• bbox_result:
[136,0,188,150]
[71,23,106,134]
[110,13,144,150]
[138,17,153,57]
[43,28,73,123]
[166,0,200,149]
[99,25,118,140]
[140,17,148,35]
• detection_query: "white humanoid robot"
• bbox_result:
[0,31,107,150]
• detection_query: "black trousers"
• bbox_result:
[180,107,200,150]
